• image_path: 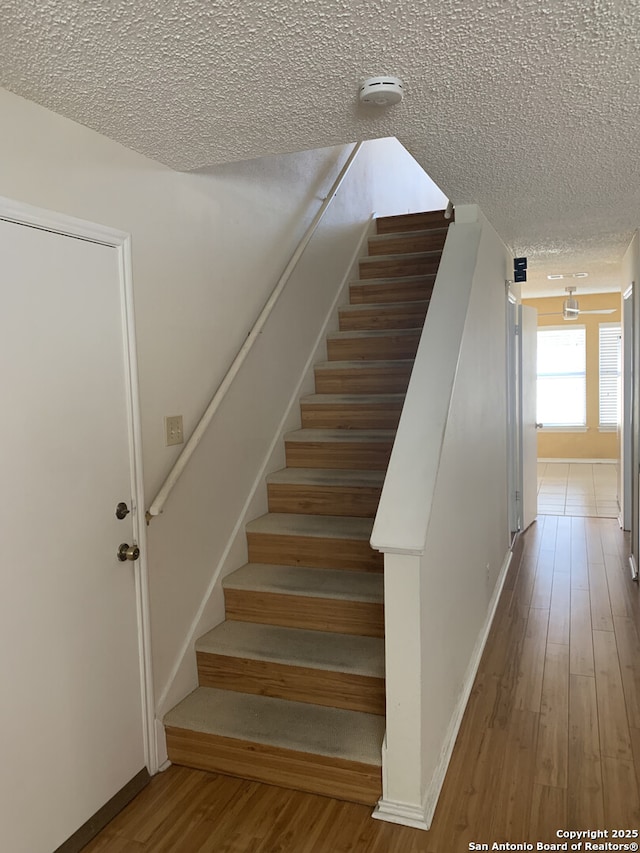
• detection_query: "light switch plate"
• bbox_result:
[165,415,184,446]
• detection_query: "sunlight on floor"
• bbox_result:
[537,461,619,518]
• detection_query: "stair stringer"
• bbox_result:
[154,216,376,733]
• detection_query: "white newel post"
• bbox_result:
[373,553,429,830]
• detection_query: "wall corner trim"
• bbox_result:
[372,798,431,831]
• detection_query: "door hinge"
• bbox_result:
[515,490,521,502]
[515,324,520,336]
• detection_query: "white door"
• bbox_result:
[0,219,148,852]
[520,304,538,529]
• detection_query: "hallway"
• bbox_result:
[84,517,640,852]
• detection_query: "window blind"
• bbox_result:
[599,323,621,429]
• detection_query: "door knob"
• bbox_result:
[535,423,544,429]
[117,543,140,562]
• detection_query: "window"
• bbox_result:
[537,326,586,427]
[599,323,621,430]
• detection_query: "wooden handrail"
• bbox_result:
[147,141,363,521]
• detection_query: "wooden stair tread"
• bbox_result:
[285,428,395,443]
[268,467,384,516]
[327,328,420,361]
[375,209,450,233]
[339,300,429,316]
[349,274,436,287]
[246,512,374,540]
[283,429,395,468]
[164,687,384,766]
[223,564,384,636]
[358,253,441,282]
[300,392,404,405]
[349,274,436,303]
[367,229,448,256]
[223,563,383,603]
[326,328,420,341]
[339,303,429,331]
[267,467,385,487]
[247,515,382,571]
[370,227,448,241]
[299,394,404,429]
[196,621,384,678]
[313,364,412,397]
[360,249,441,263]
[314,359,413,372]
[349,278,435,306]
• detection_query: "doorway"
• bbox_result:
[0,201,154,853]
[523,292,622,520]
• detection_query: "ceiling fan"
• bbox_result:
[540,286,616,321]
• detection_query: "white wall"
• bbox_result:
[372,206,512,829]
[0,85,449,760]
[0,87,445,500]
[0,87,344,499]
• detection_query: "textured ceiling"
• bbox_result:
[1,0,639,296]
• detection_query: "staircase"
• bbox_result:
[163,209,452,805]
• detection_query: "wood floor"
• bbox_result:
[84,516,640,852]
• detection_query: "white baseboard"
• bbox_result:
[538,457,618,464]
[372,544,514,831]
[372,799,430,831]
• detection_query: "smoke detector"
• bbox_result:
[359,76,404,106]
